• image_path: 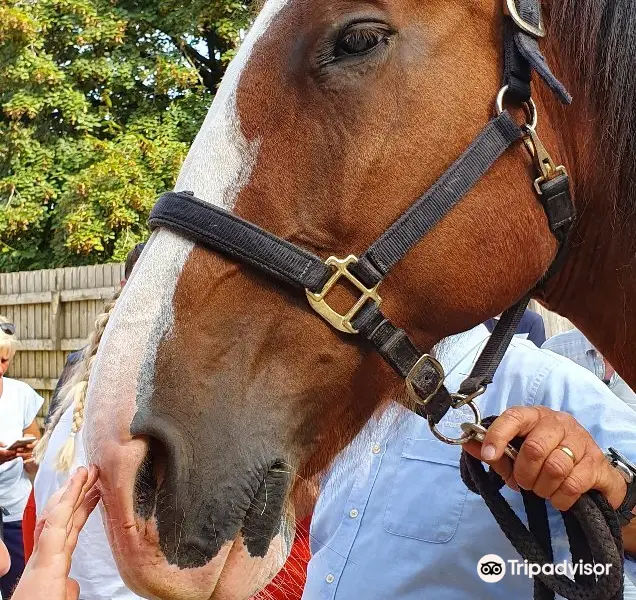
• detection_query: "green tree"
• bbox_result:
[0,0,253,271]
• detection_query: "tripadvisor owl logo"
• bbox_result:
[477,554,506,583]
[477,554,613,583]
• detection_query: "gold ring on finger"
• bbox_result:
[558,446,576,463]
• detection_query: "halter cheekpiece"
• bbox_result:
[148,2,626,599]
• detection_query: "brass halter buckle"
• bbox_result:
[503,0,546,39]
[306,255,382,334]
[406,354,483,446]
[405,354,445,407]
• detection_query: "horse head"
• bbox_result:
[84,0,636,597]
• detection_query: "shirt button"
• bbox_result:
[349,508,359,518]
[372,443,382,454]
[326,574,335,584]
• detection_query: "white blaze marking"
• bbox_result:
[175,0,290,204]
[87,0,290,424]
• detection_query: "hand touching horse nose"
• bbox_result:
[12,466,100,600]
[463,406,626,512]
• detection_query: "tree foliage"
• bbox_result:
[0,0,253,271]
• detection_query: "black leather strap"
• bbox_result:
[509,0,572,105]
[535,173,576,289]
[503,18,533,103]
[352,303,452,424]
[459,295,532,396]
[350,112,524,288]
[149,191,332,293]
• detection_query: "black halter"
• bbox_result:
[149,2,625,599]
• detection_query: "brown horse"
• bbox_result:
[83,0,636,598]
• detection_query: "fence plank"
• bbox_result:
[0,291,53,306]
[20,379,58,391]
[60,287,119,302]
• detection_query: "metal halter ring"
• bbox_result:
[496,85,538,131]
[428,401,482,446]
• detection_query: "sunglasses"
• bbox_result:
[0,323,16,336]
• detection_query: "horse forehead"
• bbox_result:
[174,0,291,206]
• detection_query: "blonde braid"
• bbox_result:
[34,291,120,472]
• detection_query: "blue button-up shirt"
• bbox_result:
[304,325,636,600]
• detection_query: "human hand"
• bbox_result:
[463,406,627,511]
[16,441,37,464]
[0,443,17,465]
[12,466,100,600]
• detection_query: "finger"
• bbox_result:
[481,407,542,461]
[549,456,596,511]
[66,578,80,600]
[512,421,568,491]
[463,440,519,491]
[66,486,100,550]
[72,465,98,515]
[64,466,98,540]
[531,441,580,499]
[33,486,65,551]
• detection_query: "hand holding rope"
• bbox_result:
[460,411,625,600]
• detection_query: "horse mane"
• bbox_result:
[551,0,636,225]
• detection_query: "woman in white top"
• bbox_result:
[0,318,43,598]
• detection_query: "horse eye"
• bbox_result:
[335,24,390,57]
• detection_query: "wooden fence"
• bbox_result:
[0,264,124,421]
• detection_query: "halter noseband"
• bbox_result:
[148,2,626,598]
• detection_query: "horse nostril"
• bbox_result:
[134,436,169,519]
[149,437,168,489]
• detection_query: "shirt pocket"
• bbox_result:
[383,437,468,543]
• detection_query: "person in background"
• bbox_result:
[485,307,546,347]
[32,243,146,600]
[303,326,636,600]
[542,328,636,411]
[0,318,43,598]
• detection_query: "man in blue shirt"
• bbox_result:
[543,328,636,411]
[304,325,636,599]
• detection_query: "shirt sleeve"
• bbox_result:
[528,318,546,347]
[533,361,636,457]
[22,384,45,429]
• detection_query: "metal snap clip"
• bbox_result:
[460,423,519,460]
